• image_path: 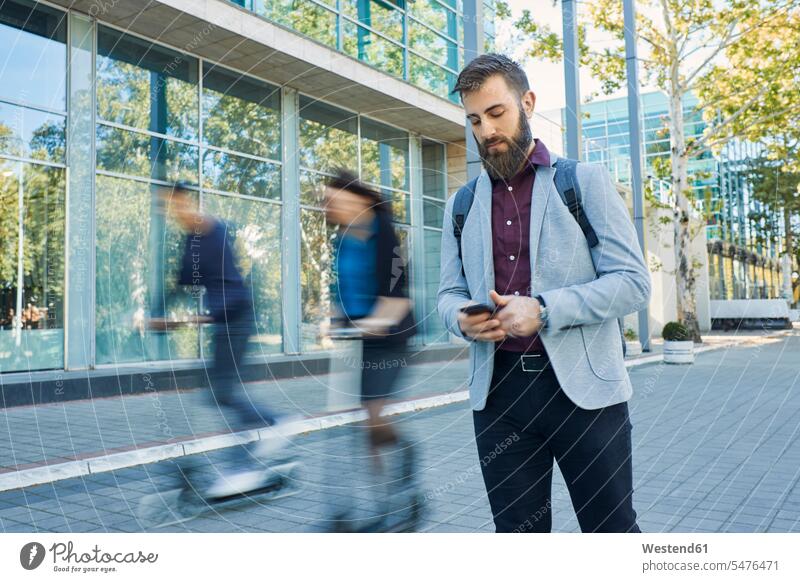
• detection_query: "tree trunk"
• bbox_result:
[668,87,703,342]
[784,206,796,307]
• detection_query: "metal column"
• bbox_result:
[624,0,651,351]
[281,87,301,354]
[562,0,582,160]
[462,0,483,181]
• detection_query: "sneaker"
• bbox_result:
[205,469,269,499]
[253,414,303,459]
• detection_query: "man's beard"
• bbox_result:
[477,106,533,182]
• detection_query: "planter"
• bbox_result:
[625,340,642,357]
[663,340,694,364]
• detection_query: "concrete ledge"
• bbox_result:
[0,344,467,408]
[3,334,783,492]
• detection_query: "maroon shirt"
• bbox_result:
[491,139,551,353]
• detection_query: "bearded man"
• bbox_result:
[438,54,651,533]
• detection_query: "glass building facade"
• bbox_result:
[564,91,784,301]
[0,0,460,375]
[228,0,497,103]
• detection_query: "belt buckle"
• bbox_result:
[520,354,544,372]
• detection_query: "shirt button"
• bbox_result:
[509,255,515,261]
[506,219,512,226]
[507,186,513,192]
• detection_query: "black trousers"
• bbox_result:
[473,349,640,533]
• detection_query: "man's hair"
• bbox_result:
[325,169,388,212]
[452,53,530,99]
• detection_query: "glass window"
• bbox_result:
[299,97,358,173]
[342,0,404,42]
[342,20,404,77]
[204,194,283,354]
[202,64,281,160]
[423,198,445,228]
[97,26,199,141]
[299,208,337,351]
[409,23,458,70]
[0,0,67,110]
[253,0,337,48]
[0,101,66,164]
[422,140,446,199]
[409,54,455,99]
[360,118,409,192]
[299,169,329,207]
[410,0,457,39]
[202,150,280,200]
[0,160,65,372]
[96,125,198,184]
[387,190,411,224]
[423,229,446,343]
[95,175,199,364]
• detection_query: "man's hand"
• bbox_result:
[489,290,543,338]
[458,304,507,342]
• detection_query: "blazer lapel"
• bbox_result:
[473,172,494,301]
[529,159,555,273]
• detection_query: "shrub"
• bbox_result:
[662,321,689,342]
[623,327,638,341]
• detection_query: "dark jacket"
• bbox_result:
[366,205,417,343]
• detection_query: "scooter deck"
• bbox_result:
[137,461,303,529]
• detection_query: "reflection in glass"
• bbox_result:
[253,0,337,48]
[409,0,457,39]
[0,102,66,164]
[96,124,198,184]
[423,198,445,228]
[360,118,409,191]
[0,160,65,372]
[300,208,337,351]
[202,64,281,160]
[95,175,199,364]
[422,140,446,199]
[342,20,404,77]
[342,0,404,42]
[204,193,283,354]
[96,26,199,141]
[299,97,358,173]
[386,190,411,224]
[409,22,457,69]
[202,149,281,200]
[423,229,446,343]
[410,54,455,99]
[0,0,67,110]
[299,169,330,207]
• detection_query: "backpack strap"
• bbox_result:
[553,158,599,248]
[452,176,479,278]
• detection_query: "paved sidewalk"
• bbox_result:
[0,328,798,533]
[0,329,790,490]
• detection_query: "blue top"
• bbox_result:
[334,217,378,320]
[179,218,251,321]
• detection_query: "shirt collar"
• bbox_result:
[490,138,550,187]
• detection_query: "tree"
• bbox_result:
[504,0,800,341]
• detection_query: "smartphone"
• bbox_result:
[460,303,495,316]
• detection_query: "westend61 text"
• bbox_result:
[642,543,708,554]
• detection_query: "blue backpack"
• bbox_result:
[450,157,627,354]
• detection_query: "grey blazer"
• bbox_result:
[437,153,651,411]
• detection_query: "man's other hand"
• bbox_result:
[489,290,542,338]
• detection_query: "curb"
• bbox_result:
[0,331,790,492]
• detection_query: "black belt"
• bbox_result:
[495,349,551,373]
